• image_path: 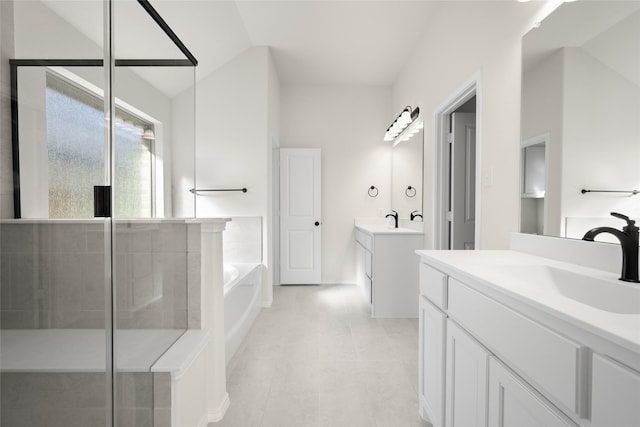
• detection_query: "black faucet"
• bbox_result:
[386,210,399,228]
[410,210,423,221]
[582,212,639,283]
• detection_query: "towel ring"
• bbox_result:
[405,186,417,198]
[368,185,379,198]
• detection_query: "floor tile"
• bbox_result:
[211,284,431,427]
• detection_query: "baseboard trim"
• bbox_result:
[208,392,230,423]
[274,282,355,286]
[320,281,356,286]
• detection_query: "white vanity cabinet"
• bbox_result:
[488,357,576,427]
[417,252,640,427]
[354,225,423,317]
[445,319,488,427]
[591,353,640,427]
[354,230,372,304]
[419,296,446,427]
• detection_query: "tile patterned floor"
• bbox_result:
[211,284,432,427]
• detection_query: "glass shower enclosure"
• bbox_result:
[0,0,197,425]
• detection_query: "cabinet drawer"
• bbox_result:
[420,263,447,309]
[448,278,587,418]
[355,229,373,251]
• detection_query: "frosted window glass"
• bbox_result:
[46,74,153,218]
[114,125,152,218]
[46,85,104,218]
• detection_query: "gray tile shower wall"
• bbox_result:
[0,371,172,427]
[0,220,201,330]
[0,221,106,329]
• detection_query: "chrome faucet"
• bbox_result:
[386,210,399,228]
[410,210,423,221]
[582,212,639,283]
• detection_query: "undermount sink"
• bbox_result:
[494,265,640,315]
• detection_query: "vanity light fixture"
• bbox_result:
[384,106,421,146]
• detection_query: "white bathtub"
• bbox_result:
[223,263,262,365]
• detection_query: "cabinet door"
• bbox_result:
[355,241,365,293]
[592,353,640,427]
[488,357,576,427]
[445,320,489,427]
[354,241,369,302]
[419,296,446,427]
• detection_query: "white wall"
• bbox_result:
[173,47,278,291]
[280,86,391,284]
[171,83,195,218]
[392,1,542,249]
[188,47,269,218]
[561,47,640,236]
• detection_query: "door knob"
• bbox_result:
[314,221,320,226]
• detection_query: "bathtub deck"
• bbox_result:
[0,329,184,373]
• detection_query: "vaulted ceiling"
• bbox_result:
[39,0,438,97]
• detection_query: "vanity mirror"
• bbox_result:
[391,126,424,220]
[520,1,640,239]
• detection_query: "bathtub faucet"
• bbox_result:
[582,212,639,283]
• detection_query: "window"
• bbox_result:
[46,72,154,218]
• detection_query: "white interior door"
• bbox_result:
[279,148,321,284]
[451,112,476,250]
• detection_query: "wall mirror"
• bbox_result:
[520,1,640,239]
[391,126,424,220]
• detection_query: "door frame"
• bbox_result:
[271,139,280,289]
[432,73,482,250]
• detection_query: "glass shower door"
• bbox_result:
[111,1,197,425]
[1,0,113,425]
[1,1,197,425]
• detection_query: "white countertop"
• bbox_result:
[416,250,640,355]
[356,224,423,235]
[354,217,424,235]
